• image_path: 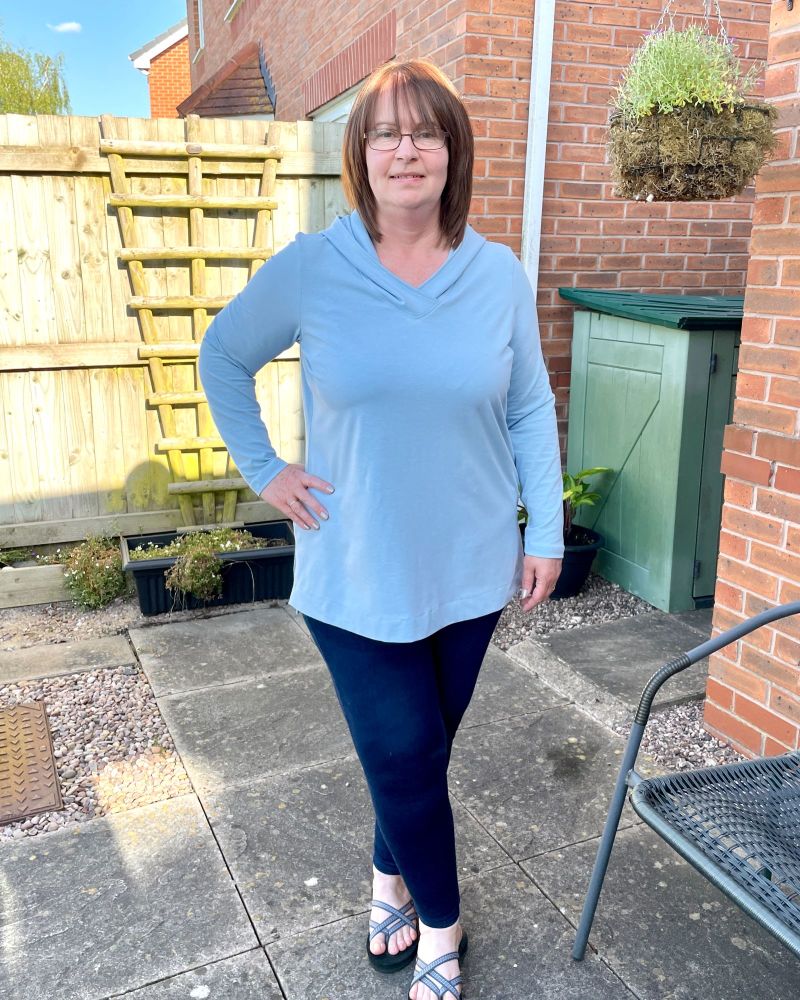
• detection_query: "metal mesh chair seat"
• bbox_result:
[630,752,800,950]
[571,602,800,965]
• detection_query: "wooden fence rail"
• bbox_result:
[0,113,347,548]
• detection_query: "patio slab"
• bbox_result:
[0,635,136,684]
[462,643,568,728]
[449,704,650,860]
[267,863,631,999]
[156,664,354,795]
[108,949,283,999]
[0,795,257,1000]
[524,823,800,1000]
[128,606,320,696]
[509,609,713,729]
[206,754,510,944]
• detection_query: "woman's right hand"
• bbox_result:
[260,464,334,531]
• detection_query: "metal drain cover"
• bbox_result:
[0,702,63,825]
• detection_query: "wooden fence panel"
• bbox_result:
[0,113,346,547]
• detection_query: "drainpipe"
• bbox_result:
[521,0,556,299]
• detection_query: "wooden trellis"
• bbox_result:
[100,113,281,530]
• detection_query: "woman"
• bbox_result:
[199,59,563,1000]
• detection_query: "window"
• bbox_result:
[192,0,205,57]
[310,82,361,123]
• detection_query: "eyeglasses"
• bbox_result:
[363,127,448,151]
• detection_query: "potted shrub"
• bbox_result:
[608,23,778,201]
[519,467,610,600]
[120,522,295,616]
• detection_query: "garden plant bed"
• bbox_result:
[122,519,295,615]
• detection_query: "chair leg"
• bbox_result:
[572,723,646,960]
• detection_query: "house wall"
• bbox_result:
[148,36,192,118]
[704,1,800,757]
[187,1,771,441]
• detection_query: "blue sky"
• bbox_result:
[0,1,188,116]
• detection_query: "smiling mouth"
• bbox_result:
[391,174,425,179]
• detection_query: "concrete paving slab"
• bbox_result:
[672,607,714,634]
[0,635,135,684]
[267,864,631,999]
[206,756,510,944]
[534,610,713,714]
[462,644,568,729]
[0,795,257,1000]
[108,949,283,999]
[523,824,800,1000]
[450,704,651,860]
[128,607,321,697]
[157,665,353,794]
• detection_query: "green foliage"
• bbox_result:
[518,467,612,540]
[614,25,760,121]
[0,28,71,114]
[63,536,126,609]
[0,547,32,566]
[165,549,223,601]
[130,527,282,602]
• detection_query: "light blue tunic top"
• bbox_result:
[198,210,563,641]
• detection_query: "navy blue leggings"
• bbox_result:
[303,608,503,928]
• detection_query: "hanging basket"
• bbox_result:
[608,101,778,202]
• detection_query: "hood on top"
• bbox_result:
[321,209,486,316]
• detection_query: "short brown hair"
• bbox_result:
[341,59,474,249]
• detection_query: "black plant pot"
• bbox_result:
[120,520,295,616]
[520,523,604,600]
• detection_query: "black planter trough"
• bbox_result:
[121,520,295,616]
[520,524,604,600]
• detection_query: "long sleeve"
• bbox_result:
[506,252,565,558]
[198,238,302,497]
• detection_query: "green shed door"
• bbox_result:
[568,311,714,611]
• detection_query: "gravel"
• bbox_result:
[492,573,652,651]
[0,576,741,843]
[0,665,193,842]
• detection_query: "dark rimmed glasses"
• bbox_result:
[363,127,449,151]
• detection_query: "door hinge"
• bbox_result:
[693,560,702,579]
[709,353,718,375]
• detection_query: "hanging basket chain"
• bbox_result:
[652,0,731,46]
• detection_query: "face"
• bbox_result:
[364,87,449,223]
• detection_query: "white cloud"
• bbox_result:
[46,22,82,33]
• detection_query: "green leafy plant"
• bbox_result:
[518,467,612,541]
[614,25,760,121]
[0,547,32,567]
[129,527,283,602]
[63,536,127,609]
[562,467,611,538]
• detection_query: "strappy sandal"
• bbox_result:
[366,898,419,973]
[408,929,468,999]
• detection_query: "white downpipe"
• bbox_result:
[521,0,556,299]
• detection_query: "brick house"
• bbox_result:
[180,0,799,756]
[129,18,192,119]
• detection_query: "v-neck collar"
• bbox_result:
[322,210,486,318]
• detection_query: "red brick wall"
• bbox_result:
[149,36,192,118]
[188,1,771,441]
[704,1,800,758]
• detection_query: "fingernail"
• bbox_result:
[320,511,329,519]
[312,522,320,530]
[327,486,335,493]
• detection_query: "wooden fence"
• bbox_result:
[0,113,347,548]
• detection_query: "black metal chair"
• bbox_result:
[573,601,800,962]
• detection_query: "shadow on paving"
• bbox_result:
[0,603,796,999]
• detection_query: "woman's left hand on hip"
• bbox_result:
[518,556,562,612]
